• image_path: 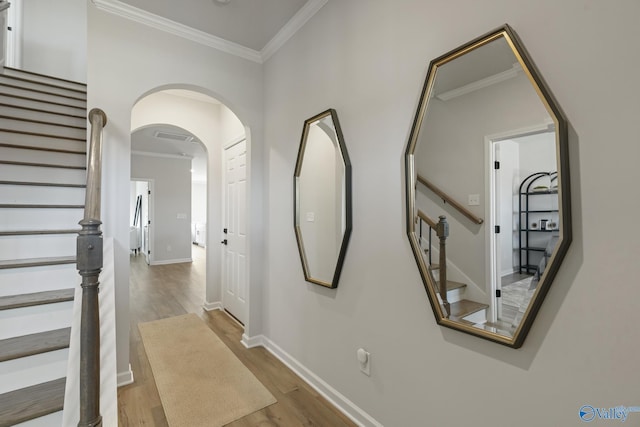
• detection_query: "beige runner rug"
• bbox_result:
[139,313,276,426]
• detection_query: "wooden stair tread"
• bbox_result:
[0,91,86,110]
[0,377,66,426]
[0,289,75,312]
[0,204,84,209]
[444,280,466,292]
[0,142,86,155]
[0,102,86,119]
[0,159,86,170]
[0,128,85,142]
[4,66,87,87]
[0,180,85,188]
[0,256,76,269]
[0,115,86,130]
[450,299,488,319]
[0,229,79,236]
[0,74,87,95]
[432,279,467,293]
[0,83,86,102]
[0,328,71,362]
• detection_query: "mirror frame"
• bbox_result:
[404,24,572,348]
[294,109,352,288]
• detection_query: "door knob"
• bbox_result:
[221,239,228,245]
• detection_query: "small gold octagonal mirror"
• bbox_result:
[294,109,352,288]
[405,25,571,347]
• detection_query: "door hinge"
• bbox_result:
[148,220,151,225]
[148,190,151,195]
[495,225,500,233]
[496,290,501,298]
[223,228,228,234]
[494,161,500,169]
[147,250,151,255]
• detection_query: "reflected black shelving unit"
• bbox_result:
[518,172,558,274]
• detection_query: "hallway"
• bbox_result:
[118,246,354,426]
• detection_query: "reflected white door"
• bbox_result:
[222,140,247,324]
[142,182,151,265]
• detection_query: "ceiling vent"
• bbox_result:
[153,130,197,143]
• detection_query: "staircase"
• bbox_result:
[0,67,87,426]
[429,264,488,324]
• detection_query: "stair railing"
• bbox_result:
[416,174,484,225]
[76,108,107,427]
[417,210,450,317]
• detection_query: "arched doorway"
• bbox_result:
[130,87,249,325]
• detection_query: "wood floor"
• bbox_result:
[118,246,355,427]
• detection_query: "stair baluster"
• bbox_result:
[436,216,450,318]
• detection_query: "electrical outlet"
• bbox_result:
[357,348,371,376]
[468,194,480,206]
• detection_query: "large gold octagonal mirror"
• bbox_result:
[405,25,571,347]
[294,109,352,288]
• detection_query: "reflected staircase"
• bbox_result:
[0,67,87,426]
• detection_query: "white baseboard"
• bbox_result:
[117,364,134,387]
[244,334,382,427]
[241,333,264,349]
[203,301,222,311]
[150,258,192,266]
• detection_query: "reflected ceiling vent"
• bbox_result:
[153,130,198,143]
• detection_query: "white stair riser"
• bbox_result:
[464,308,487,325]
[0,104,86,128]
[0,349,69,394]
[0,86,86,109]
[2,68,86,92]
[0,234,76,260]
[0,146,86,167]
[0,184,85,205]
[0,301,73,340]
[0,76,86,99]
[0,130,86,152]
[0,163,86,184]
[436,286,465,304]
[0,209,83,231]
[1,118,85,140]
[13,411,63,427]
[0,264,78,297]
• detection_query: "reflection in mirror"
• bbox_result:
[294,109,352,288]
[405,25,571,347]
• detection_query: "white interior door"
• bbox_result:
[5,0,22,68]
[222,140,247,324]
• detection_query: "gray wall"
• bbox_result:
[262,1,640,426]
[22,0,86,81]
[131,154,192,264]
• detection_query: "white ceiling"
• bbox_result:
[132,124,208,183]
[117,0,308,51]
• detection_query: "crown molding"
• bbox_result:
[91,0,262,63]
[91,0,328,64]
[261,0,328,61]
[436,63,523,101]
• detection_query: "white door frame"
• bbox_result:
[131,179,154,265]
[5,0,22,69]
[484,122,552,323]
